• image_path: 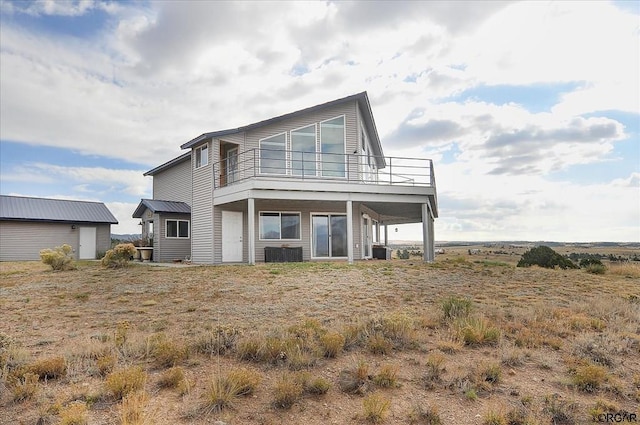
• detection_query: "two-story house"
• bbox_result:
[133,92,438,264]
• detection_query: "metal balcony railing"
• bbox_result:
[213,148,436,190]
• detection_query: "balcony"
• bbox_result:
[213,148,436,190]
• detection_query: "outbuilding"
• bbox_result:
[0,195,118,261]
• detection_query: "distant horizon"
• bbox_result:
[111,233,640,246]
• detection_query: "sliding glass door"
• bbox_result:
[312,214,347,258]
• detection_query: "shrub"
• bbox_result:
[579,256,603,268]
[194,325,240,356]
[149,334,189,368]
[482,407,507,425]
[338,359,371,395]
[362,391,390,423]
[59,401,88,425]
[10,372,39,401]
[422,353,446,389]
[101,243,137,269]
[408,404,442,424]
[586,264,607,275]
[373,364,398,388]
[157,366,187,391]
[272,373,304,409]
[27,356,67,380]
[456,316,501,346]
[442,296,473,320]
[105,366,147,400]
[120,391,151,425]
[319,331,345,358]
[95,354,116,376]
[226,367,261,396]
[306,377,331,395]
[40,244,76,271]
[202,367,261,413]
[517,246,577,269]
[397,249,410,259]
[572,363,607,392]
[367,332,392,355]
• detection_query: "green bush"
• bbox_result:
[40,244,76,271]
[101,243,137,269]
[585,264,607,275]
[579,257,603,268]
[516,246,577,269]
[397,249,410,259]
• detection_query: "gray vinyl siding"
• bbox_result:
[95,224,112,256]
[0,221,111,261]
[251,200,363,262]
[155,213,191,262]
[153,159,192,205]
[191,140,214,263]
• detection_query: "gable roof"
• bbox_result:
[144,152,191,177]
[0,195,118,224]
[180,92,385,166]
[132,199,191,218]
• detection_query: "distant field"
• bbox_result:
[1,248,639,425]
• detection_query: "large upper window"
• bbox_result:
[259,133,286,174]
[320,116,345,177]
[166,219,189,238]
[195,144,208,168]
[291,124,317,176]
[259,212,301,240]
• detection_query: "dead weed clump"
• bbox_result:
[59,401,89,425]
[105,366,147,400]
[455,316,501,346]
[202,367,262,413]
[338,358,371,395]
[157,366,189,394]
[421,353,446,389]
[26,355,67,380]
[408,403,442,424]
[362,391,391,423]
[272,372,304,409]
[193,325,240,356]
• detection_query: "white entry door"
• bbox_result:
[79,227,97,259]
[222,211,243,262]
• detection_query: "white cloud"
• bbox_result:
[1,0,638,242]
[105,201,141,235]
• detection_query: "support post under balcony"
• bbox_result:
[248,198,255,265]
[422,203,434,262]
[346,200,353,264]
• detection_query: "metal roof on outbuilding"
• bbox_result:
[132,199,191,218]
[0,195,118,224]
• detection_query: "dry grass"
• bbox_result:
[105,366,147,400]
[362,391,391,423]
[1,246,639,425]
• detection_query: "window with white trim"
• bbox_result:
[320,116,345,177]
[259,212,301,240]
[259,133,286,174]
[166,219,190,238]
[291,124,317,176]
[195,144,208,168]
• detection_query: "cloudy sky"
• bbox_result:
[1,0,638,242]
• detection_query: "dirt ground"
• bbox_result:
[1,244,639,425]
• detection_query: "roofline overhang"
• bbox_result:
[0,218,118,224]
[144,152,191,176]
[179,92,384,164]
